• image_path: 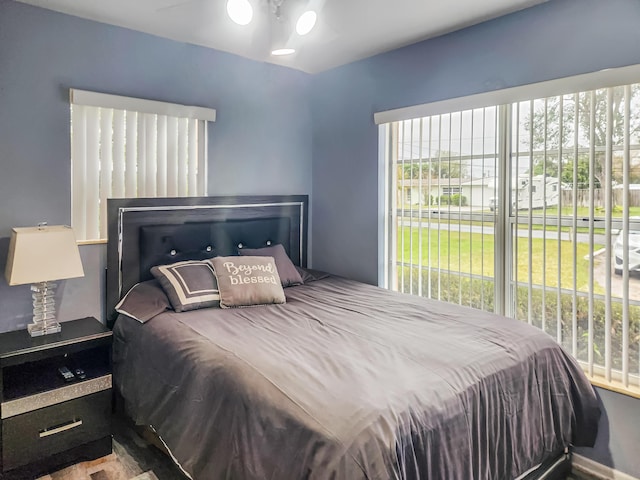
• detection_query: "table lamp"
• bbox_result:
[4,224,84,337]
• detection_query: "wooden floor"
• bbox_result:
[569,474,605,480]
[569,469,608,480]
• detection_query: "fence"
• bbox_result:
[561,188,640,208]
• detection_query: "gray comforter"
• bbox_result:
[113,275,599,480]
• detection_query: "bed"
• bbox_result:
[107,195,600,480]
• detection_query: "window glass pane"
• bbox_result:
[392,108,499,313]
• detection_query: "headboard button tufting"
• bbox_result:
[170,249,177,256]
[238,243,243,249]
[266,240,272,246]
[206,246,212,252]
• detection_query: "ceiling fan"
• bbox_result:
[227,0,324,56]
[157,0,326,57]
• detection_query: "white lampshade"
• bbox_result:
[5,225,84,286]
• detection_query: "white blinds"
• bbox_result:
[510,87,640,391]
[70,90,214,241]
[382,67,640,396]
[388,110,500,314]
[70,89,216,121]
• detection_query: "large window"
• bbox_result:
[70,89,216,241]
[379,65,640,396]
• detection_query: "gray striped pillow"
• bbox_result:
[151,260,220,312]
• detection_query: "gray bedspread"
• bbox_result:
[113,275,599,480]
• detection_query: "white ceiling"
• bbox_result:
[16,0,547,73]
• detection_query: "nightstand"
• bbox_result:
[0,317,112,479]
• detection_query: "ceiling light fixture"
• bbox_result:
[227,0,253,26]
[271,48,296,56]
[268,0,295,56]
[227,0,317,56]
[295,10,316,36]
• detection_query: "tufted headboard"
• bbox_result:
[106,195,308,326]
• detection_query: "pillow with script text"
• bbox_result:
[210,256,286,308]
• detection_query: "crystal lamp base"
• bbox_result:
[28,281,61,337]
[27,321,62,337]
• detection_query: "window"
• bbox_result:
[70,89,216,241]
[387,110,499,311]
[378,65,640,396]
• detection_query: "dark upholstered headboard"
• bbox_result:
[106,195,308,326]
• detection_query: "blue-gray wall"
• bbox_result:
[578,387,640,477]
[1,0,639,476]
[310,0,640,476]
[0,0,312,329]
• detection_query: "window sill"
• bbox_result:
[589,375,640,400]
[77,239,107,246]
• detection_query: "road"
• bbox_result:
[594,256,640,301]
[398,218,610,244]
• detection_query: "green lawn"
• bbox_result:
[397,226,601,292]
[543,206,640,218]
[400,204,640,218]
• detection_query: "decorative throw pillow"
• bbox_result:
[151,260,220,312]
[238,244,303,287]
[115,280,171,323]
[295,266,330,283]
[210,256,286,308]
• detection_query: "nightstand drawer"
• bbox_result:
[2,390,111,471]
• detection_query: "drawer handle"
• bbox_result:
[39,419,83,438]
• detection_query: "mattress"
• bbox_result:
[112,275,600,480]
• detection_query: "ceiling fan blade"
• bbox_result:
[310,0,343,39]
[155,0,205,13]
[306,0,325,13]
[247,9,273,56]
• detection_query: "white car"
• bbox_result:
[614,230,640,275]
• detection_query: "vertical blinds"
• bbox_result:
[70,89,214,241]
[390,109,499,314]
[382,66,640,396]
[510,86,640,390]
